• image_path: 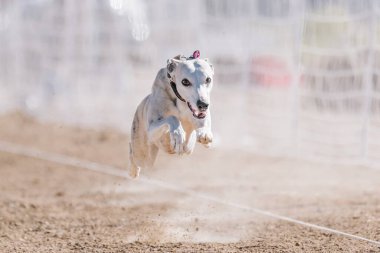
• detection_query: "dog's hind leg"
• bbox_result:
[128,143,141,178]
[129,142,158,178]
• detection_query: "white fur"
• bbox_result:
[128,55,214,178]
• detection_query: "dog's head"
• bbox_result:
[167,53,214,120]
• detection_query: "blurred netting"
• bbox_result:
[0,0,379,165]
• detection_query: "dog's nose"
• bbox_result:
[197,100,209,111]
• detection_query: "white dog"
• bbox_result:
[128,51,214,178]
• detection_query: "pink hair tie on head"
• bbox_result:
[192,50,200,59]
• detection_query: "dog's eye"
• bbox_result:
[205,77,212,84]
[181,79,191,87]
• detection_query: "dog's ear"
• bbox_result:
[204,58,214,74]
[167,57,182,73]
[167,61,176,73]
[173,55,182,60]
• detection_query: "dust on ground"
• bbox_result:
[0,112,379,252]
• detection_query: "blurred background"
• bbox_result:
[1,0,380,165]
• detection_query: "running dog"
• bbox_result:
[129,51,214,178]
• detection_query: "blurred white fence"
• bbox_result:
[1,0,380,165]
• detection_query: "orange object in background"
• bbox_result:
[250,56,293,87]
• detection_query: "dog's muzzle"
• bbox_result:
[187,102,206,119]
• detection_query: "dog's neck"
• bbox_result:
[161,73,179,108]
[167,72,186,103]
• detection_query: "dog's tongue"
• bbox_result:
[197,111,206,118]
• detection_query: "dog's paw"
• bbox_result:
[197,130,213,148]
[128,163,140,179]
[128,156,140,179]
[169,127,186,154]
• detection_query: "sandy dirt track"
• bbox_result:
[0,113,380,252]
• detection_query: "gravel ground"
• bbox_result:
[0,113,380,252]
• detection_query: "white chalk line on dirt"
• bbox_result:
[0,140,379,247]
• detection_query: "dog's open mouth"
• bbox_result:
[187,102,206,119]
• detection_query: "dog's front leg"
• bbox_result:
[196,112,213,148]
[148,116,186,154]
